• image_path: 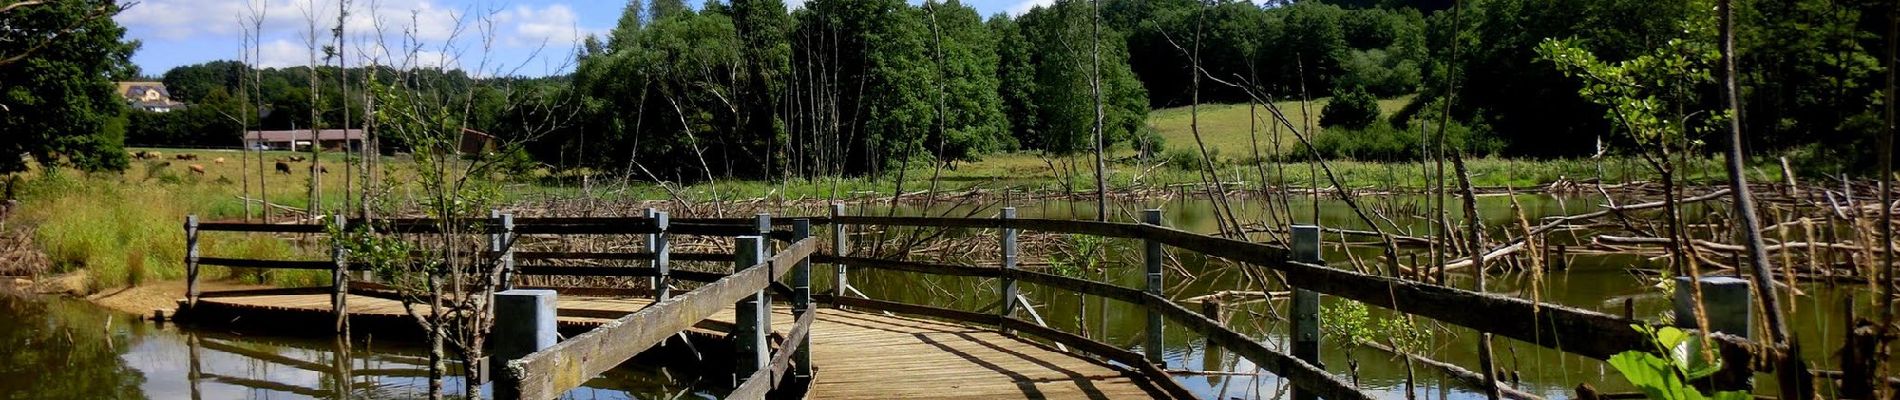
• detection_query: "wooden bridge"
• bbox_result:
[176,206,1781,400]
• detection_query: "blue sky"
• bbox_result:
[116,0,1052,77]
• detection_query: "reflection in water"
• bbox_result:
[0,295,147,399]
[0,293,711,399]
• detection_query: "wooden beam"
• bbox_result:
[498,238,817,400]
[196,257,336,270]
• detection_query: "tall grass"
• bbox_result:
[14,159,323,291]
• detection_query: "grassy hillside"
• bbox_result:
[1145,96,1414,158]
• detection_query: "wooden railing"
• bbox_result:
[183,207,1777,400]
[499,234,819,399]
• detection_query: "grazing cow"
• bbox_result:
[288,156,307,162]
[188,165,206,175]
[275,161,292,174]
[311,164,329,174]
[174,154,198,161]
[213,157,225,164]
[143,151,162,160]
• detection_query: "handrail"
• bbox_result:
[498,237,818,399]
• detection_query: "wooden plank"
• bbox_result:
[197,257,335,270]
[1007,268,1150,306]
[513,265,661,277]
[500,238,817,400]
[832,216,1150,239]
[196,222,327,233]
[812,254,1001,278]
[1130,222,1754,363]
[817,295,1200,400]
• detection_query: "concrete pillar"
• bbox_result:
[494,289,557,400]
[1290,225,1322,400]
[1672,276,1752,338]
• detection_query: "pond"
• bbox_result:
[0,292,713,399]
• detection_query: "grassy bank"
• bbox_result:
[12,150,353,291]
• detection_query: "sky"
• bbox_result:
[115,0,1057,78]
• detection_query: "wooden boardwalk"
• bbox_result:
[191,291,1167,399]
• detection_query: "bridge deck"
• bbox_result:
[189,291,1167,399]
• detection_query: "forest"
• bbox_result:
[102,0,1888,185]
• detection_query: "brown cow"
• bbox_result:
[274,161,291,174]
[174,154,198,161]
[288,156,307,162]
[188,165,205,175]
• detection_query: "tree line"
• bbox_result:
[16,0,1895,179]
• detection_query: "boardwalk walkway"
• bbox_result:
[191,291,1168,399]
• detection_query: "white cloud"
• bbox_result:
[492,4,591,48]
[121,0,594,71]
[1006,0,1053,16]
[254,38,310,68]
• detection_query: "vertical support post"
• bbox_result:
[755,213,773,332]
[184,215,200,308]
[1555,245,1569,271]
[494,289,557,400]
[1290,225,1322,400]
[1142,209,1166,365]
[830,203,847,302]
[999,207,1019,333]
[733,236,769,386]
[791,219,814,384]
[332,214,349,334]
[650,209,671,300]
[495,212,516,290]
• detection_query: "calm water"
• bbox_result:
[0,192,1885,399]
[0,293,713,399]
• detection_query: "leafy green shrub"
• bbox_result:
[1320,86,1381,129]
[1162,147,1221,170]
[1608,325,1749,400]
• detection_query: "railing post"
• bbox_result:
[497,212,516,290]
[792,219,814,384]
[494,289,557,400]
[1290,225,1323,400]
[733,235,769,386]
[1143,209,1165,365]
[999,207,1019,333]
[830,203,847,303]
[649,208,671,300]
[184,215,200,308]
[332,214,349,334]
[756,213,773,330]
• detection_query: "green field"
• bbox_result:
[1146,96,1416,158]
